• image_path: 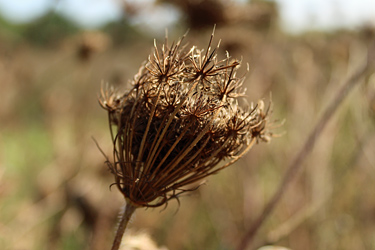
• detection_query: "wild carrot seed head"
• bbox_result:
[99,32,273,208]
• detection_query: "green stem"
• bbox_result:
[111,202,137,250]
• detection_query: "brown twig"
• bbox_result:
[237,50,371,250]
[111,202,137,250]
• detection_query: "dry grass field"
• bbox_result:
[1,2,375,250]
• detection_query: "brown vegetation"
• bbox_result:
[1,5,375,250]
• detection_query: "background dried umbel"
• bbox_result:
[100,33,272,208]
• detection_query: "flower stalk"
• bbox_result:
[111,202,137,250]
[100,30,275,248]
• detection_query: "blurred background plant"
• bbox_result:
[0,0,375,250]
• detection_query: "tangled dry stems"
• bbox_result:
[100,32,274,208]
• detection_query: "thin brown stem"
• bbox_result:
[237,52,370,250]
[111,202,137,250]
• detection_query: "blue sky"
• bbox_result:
[0,0,374,33]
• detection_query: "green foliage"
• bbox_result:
[21,12,80,47]
[101,18,145,46]
[60,229,86,250]
[0,15,24,43]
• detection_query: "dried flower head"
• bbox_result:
[99,31,273,208]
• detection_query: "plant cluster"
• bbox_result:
[99,33,273,208]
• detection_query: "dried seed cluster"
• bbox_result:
[100,33,272,207]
